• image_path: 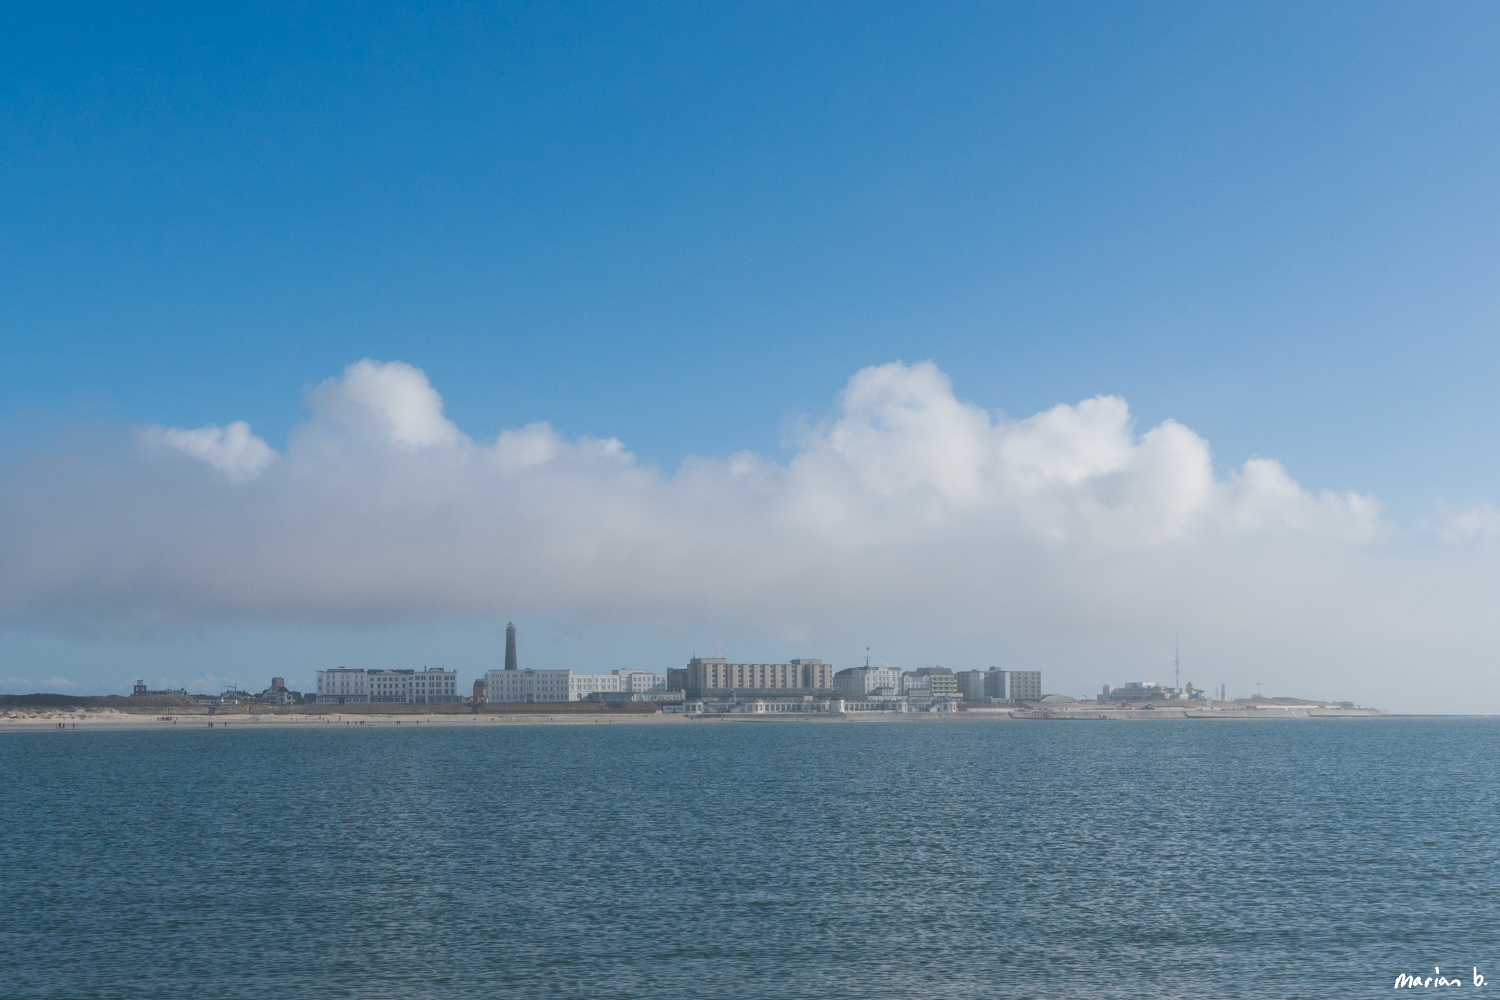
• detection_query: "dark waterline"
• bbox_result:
[3,718,1496,999]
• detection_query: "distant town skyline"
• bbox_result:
[5,5,1500,713]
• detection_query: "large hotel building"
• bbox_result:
[671,657,834,699]
[315,667,460,705]
[483,668,666,703]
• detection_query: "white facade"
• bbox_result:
[901,673,932,697]
[486,668,667,703]
[317,667,458,705]
[316,667,368,704]
[614,669,666,694]
[368,668,460,704]
[1008,670,1042,702]
[569,673,620,700]
[833,665,904,698]
[681,658,834,696]
[486,669,572,703]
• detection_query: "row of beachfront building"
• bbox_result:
[312,658,1043,713]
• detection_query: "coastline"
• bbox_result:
[0,703,1401,732]
[0,708,686,732]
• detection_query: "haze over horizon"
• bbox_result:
[5,4,1500,713]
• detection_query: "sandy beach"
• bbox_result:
[0,701,1390,732]
[0,707,702,732]
[0,708,978,731]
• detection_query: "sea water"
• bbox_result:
[2,718,1497,999]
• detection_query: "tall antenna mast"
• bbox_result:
[865,647,870,668]
[1174,635,1180,691]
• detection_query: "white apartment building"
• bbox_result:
[316,667,369,704]
[832,665,904,699]
[679,658,834,698]
[486,669,572,703]
[367,668,460,704]
[568,672,620,701]
[614,669,666,694]
[485,668,667,703]
[317,667,459,705]
[1011,671,1042,701]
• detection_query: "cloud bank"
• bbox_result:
[2,359,1497,709]
[142,420,277,483]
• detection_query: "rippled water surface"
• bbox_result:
[3,718,1498,998]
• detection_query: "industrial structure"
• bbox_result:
[1099,680,1204,703]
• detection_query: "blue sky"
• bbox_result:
[4,4,1500,706]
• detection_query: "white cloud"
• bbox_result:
[4,358,1500,711]
[308,358,460,449]
[144,420,276,483]
[784,362,1374,550]
[0,358,1386,621]
[43,675,75,688]
[1434,502,1500,545]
